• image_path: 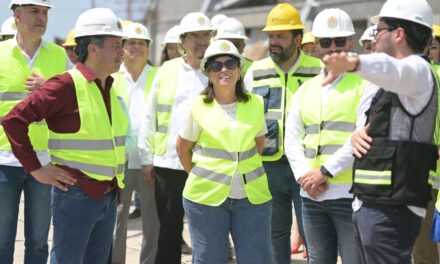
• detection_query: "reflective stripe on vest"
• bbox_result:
[300,73,366,183]
[48,68,128,188]
[354,169,392,185]
[183,94,271,206]
[0,39,67,151]
[154,57,184,155]
[250,53,322,161]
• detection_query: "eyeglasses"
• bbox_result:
[318,37,348,48]
[372,27,395,38]
[208,59,239,72]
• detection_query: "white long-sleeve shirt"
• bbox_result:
[120,64,155,169]
[138,59,208,170]
[334,53,434,217]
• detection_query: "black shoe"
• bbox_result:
[128,208,141,219]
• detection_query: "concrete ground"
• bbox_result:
[14,197,338,264]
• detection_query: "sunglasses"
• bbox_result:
[318,37,348,48]
[208,59,239,72]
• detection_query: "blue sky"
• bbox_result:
[0,1,149,42]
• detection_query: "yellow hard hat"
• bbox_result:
[263,3,305,32]
[62,29,76,47]
[433,25,440,38]
[301,32,315,45]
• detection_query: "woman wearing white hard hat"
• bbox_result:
[160,25,181,65]
[176,40,272,263]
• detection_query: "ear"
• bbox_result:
[87,43,98,58]
[394,27,405,44]
[294,33,302,46]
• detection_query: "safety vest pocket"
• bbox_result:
[263,119,279,156]
[252,86,270,112]
[351,145,396,197]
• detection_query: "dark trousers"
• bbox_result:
[352,202,422,264]
[154,167,188,264]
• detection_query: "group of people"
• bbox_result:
[1,0,440,264]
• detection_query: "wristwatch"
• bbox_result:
[320,165,333,178]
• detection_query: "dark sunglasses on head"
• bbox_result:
[318,37,347,48]
[208,59,239,72]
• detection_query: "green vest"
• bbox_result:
[183,94,272,206]
[154,57,184,155]
[48,68,128,188]
[0,39,67,151]
[249,51,322,161]
[431,63,440,188]
[300,73,366,183]
[112,65,158,104]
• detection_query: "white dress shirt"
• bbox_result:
[138,59,208,170]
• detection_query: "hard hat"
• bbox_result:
[211,14,228,30]
[0,17,17,37]
[123,22,152,42]
[179,12,214,36]
[301,32,315,45]
[200,39,243,75]
[9,0,52,9]
[74,8,123,38]
[370,0,432,30]
[214,17,248,40]
[262,3,305,32]
[359,25,376,47]
[311,8,355,38]
[62,29,76,47]
[434,25,440,38]
[162,25,180,44]
[121,19,133,28]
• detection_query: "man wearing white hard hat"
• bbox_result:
[359,25,376,54]
[214,17,252,75]
[285,8,363,264]
[138,12,213,264]
[112,22,160,264]
[243,4,322,263]
[2,7,128,263]
[0,1,69,263]
[323,0,439,263]
[0,17,16,41]
[160,25,181,65]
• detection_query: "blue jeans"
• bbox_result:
[263,159,304,264]
[183,198,272,264]
[50,185,117,264]
[0,165,51,264]
[302,198,361,264]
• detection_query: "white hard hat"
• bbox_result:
[162,25,180,44]
[359,25,376,47]
[370,0,432,30]
[74,8,123,38]
[312,8,355,38]
[179,12,214,36]
[214,17,248,40]
[211,14,228,30]
[123,22,152,42]
[200,39,243,75]
[9,0,52,9]
[0,17,17,37]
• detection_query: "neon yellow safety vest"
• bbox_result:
[0,39,67,151]
[249,51,322,161]
[48,68,128,188]
[112,65,159,104]
[241,57,252,77]
[183,94,272,206]
[430,63,440,189]
[154,57,185,155]
[300,73,366,183]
